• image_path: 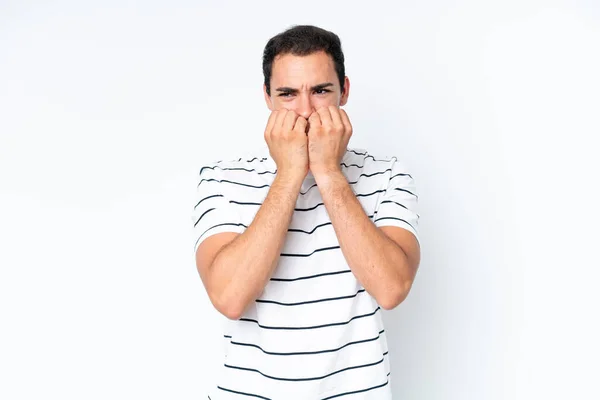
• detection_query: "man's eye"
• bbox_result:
[315,89,331,95]
[279,93,293,97]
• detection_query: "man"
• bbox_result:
[192,25,421,399]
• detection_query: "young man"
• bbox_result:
[192,25,421,399]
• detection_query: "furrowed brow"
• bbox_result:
[275,82,335,93]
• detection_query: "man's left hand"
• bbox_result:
[307,105,353,176]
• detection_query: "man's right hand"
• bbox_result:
[264,109,309,180]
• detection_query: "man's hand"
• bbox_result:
[307,105,352,176]
[264,109,309,180]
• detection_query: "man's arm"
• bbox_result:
[196,170,303,320]
[196,109,309,320]
[306,106,420,310]
[312,170,421,310]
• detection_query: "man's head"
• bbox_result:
[262,25,350,119]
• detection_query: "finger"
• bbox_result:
[328,105,344,130]
[293,116,308,135]
[339,108,353,137]
[273,109,289,133]
[308,111,322,130]
[264,110,278,139]
[316,106,333,128]
[283,109,299,132]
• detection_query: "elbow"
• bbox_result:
[210,291,248,320]
[377,280,412,311]
[378,293,404,311]
[219,304,245,320]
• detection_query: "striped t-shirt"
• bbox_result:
[192,145,420,400]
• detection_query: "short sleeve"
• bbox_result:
[192,163,246,254]
[373,159,420,246]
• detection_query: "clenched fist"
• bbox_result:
[307,105,352,176]
[264,109,309,180]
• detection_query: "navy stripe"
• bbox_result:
[200,165,276,176]
[380,200,420,219]
[298,183,318,196]
[380,199,409,210]
[374,216,416,232]
[293,202,324,212]
[201,148,394,172]
[194,216,371,236]
[288,221,333,235]
[226,329,385,356]
[215,156,265,164]
[228,199,327,212]
[366,154,397,162]
[297,168,392,196]
[270,269,351,282]
[341,162,364,169]
[193,208,216,228]
[194,222,246,250]
[197,178,270,190]
[390,172,413,180]
[347,149,397,162]
[217,386,271,399]
[393,187,417,198]
[355,189,386,198]
[229,200,262,206]
[213,157,265,165]
[238,191,379,213]
[234,190,378,214]
[200,172,392,198]
[194,194,224,210]
[297,169,393,196]
[287,214,375,234]
[358,168,392,179]
[281,245,340,257]
[195,217,372,237]
[321,377,390,400]
[224,356,385,382]
[256,289,366,306]
[239,307,380,330]
[348,149,368,156]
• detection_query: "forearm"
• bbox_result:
[208,171,303,318]
[314,169,411,309]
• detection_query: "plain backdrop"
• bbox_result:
[1,0,599,399]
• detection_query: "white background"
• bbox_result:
[1,0,599,399]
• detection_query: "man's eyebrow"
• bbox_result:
[275,82,335,93]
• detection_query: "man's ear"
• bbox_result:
[263,84,273,111]
[339,76,350,107]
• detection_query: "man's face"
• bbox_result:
[264,50,350,120]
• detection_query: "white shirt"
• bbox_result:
[192,145,420,399]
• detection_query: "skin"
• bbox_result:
[196,50,420,319]
[264,50,421,309]
[263,51,350,177]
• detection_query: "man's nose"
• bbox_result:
[297,94,314,119]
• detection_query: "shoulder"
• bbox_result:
[198,145,274,179]
[344,147,408,177]
[196,145,276,199]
